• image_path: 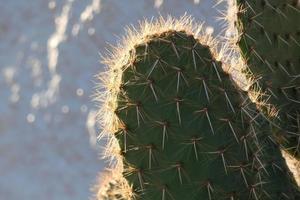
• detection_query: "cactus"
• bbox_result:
[229,0,300,159]
[97,16,299,199]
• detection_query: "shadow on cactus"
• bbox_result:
[95,16,299,199]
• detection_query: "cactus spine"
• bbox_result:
[231,0,300,159]
[97,16,299,199]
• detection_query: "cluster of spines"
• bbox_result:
[96,16,299,200]
[93,171,128,200]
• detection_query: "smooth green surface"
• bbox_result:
[236,0,300,159]
[113,31,298,199]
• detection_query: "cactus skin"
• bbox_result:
[233,0,300,159]
[99,17,299,199]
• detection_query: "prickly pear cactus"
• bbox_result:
[232,0,300,159]
[98,17,299,199]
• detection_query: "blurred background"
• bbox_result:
[0,0,226,199]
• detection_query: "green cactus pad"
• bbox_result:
[234,0,300,159]
[101,22,298,199]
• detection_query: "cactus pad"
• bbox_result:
[232,0,300,159]
[98,17,299,199]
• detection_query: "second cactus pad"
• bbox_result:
[108,22,298,199]
[234,0,300,159]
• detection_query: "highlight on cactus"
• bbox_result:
[95,15,299,199]
[93,170,127,200]
[225,0,300,160]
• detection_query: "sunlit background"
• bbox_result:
[0,0,226,199]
